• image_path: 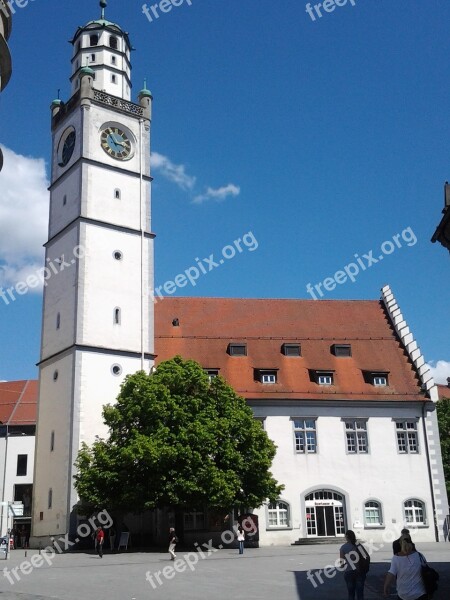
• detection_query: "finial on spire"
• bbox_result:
[100,0,107,19]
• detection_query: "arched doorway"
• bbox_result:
[305,490,346,537]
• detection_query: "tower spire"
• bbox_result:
[100,0,107,19]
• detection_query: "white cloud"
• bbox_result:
[0,145,49,291]
[427,360,450,385]
[151,152,196,191]
[193,183,241,205]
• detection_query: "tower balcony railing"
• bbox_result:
[93,89,144,117]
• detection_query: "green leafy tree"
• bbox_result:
[437,396,450,502]
[74,356,283,516]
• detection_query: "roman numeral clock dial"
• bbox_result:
[100,126,133,160]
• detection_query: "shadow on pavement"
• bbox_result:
[290,560,450,600]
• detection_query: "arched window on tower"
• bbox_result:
[90,34,99,47]
[114,307,121,325]
[114,189,121,200]
[110,36,118,50]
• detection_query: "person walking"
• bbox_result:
[168,527,177,560]
[96,526,104,558]
[339,530,368,600]
[236,526,245,555]
[383,534,427,600]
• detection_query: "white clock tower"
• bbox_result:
[32,0,155,542]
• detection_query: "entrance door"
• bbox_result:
[305,490,347,538]
[316,506,336,537]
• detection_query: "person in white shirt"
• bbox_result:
[236,526,245,555]
[383,534,427,600]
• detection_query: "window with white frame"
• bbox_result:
[404,499,426,525]
[204,369,219,382]
[267,501,289,528]
[259,371,277,384]
[396,421,418,453]
[184,510,205,530]
[345,420,368,453]
[373,375,388,386]
[364,500,383,526]
[293,419,317,453]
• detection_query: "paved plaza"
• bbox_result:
[0,542,449,600]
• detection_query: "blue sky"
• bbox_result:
[0,0,449,382]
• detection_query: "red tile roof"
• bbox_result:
[437,384,450,400]
[155,298,425,402]
[0,380,37,425]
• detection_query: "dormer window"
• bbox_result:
[373,375,388,386]
[363,371,389,386]
[332,344,352,357]
[311,370,334,385]
[228,343,247,357]
[255,369,278,384]
[282,343,301,357]
[204,369,219,382]
[90,34,99,47]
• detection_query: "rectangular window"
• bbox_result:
[16,455,28,476]
[91,54,96,63]
[345,420,368,454]
[282,343,301,357]
[364,501,382,526]
[111,56,117,65]
[228,343,247,356]
[318,374,333,385]
[184,510,205,531]
[258,370,277,384]
[204,369,219,382]
[373,376,387,386]
[396,421,419,453]
[293,419,317,453]
[50,431,55,452]
[111,74,117,84]
[332,344,352,357]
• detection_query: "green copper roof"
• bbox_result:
[79,66,95,77]
[85,18,120,29]
[51,99,62,106]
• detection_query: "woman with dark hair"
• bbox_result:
[339,530,367,600]
[383,534,427,600]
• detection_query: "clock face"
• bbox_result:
[100,126,133,160]
[58,128,76,167]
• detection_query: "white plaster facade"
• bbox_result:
[0,435,34,537]
[32,10,154,543]
[252,403,440,546]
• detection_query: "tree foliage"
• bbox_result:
[437,396,450,501]
[74,356,283,514]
